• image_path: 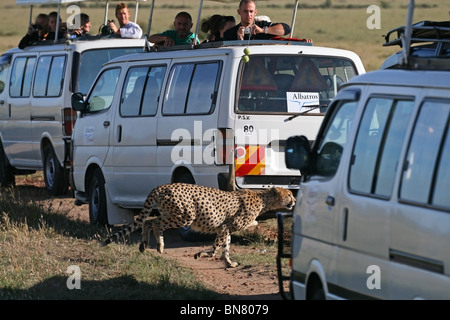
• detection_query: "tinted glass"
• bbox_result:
[237,55,358,113]
[349,98,414,197]
[401,99,450,208]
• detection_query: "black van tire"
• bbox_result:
[88,168,108,226]
[0,142,15,187]
[43,144,67,196]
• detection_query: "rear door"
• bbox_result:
[31,54,67,161]
[388,96,450,299]
[107,62,168,207]
[156,58,223,187]
[4,54,37,167]
[234,54,360,189]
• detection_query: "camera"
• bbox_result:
[100,20,115,35]
[32,24,43,31]
[244,27,251,34]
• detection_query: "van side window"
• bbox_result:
[349,97,414,197]
[315,100,356,177]
[186,63,219,114]
[163,61,221,115]
[10,56,36,97]
[86,67,121,113]
[33,55,66,97]
[400,99,450,209]
[120,65,166,117]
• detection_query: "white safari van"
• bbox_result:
[0,0,145,195]
[70,40,365,225]
[279,20,450,299]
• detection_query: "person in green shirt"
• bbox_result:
[148,11,199,46]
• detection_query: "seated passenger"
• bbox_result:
[108,3,142,39]
[148,11,200,46]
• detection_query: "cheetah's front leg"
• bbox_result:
[221,234,238,268]
[193,233,224,260]
[194,227,238,268]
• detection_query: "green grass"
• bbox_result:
[1,0,449,70]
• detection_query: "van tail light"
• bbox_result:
[63,108,77,136]
[214,128,234,165]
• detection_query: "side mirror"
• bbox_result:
[285,135,311,174]
[71,92,87,112]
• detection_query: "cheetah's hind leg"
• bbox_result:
[139,218,155,253]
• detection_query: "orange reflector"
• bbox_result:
[235,145,265,177]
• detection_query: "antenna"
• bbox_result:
[401,0,415,66]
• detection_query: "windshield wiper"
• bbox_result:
[285,105,325,122]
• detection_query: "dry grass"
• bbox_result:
[0,186,217,299]
[0,175,286,300]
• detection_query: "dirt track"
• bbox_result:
[15,176,288,300]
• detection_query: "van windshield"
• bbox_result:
[237,55,358,114]
[78,47,142,95]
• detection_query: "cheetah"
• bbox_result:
[100,183,295,268]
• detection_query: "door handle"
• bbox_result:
[103,120,110,127]
[0,100,4,105]
[117,125,122,143]
[326,196,335,206]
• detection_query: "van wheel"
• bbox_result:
[310,287,325,300]
[43,145,67,196]
[88,168,108,226]
[0,143,15,187]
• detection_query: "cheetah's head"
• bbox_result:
[268,187,296,211]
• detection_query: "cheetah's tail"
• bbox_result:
[99,192,156,247]
[99,222,141,247]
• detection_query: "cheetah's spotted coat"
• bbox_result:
[100,183,295,267]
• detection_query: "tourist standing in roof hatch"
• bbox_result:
[223,0,290,41]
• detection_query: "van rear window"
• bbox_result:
[237,55,358,114]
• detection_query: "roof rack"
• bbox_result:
[380,0,450,70]
[381,20,450,70]
[148,39,312,52]
[383,20,450,47]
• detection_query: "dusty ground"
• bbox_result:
[15,176,290,300]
